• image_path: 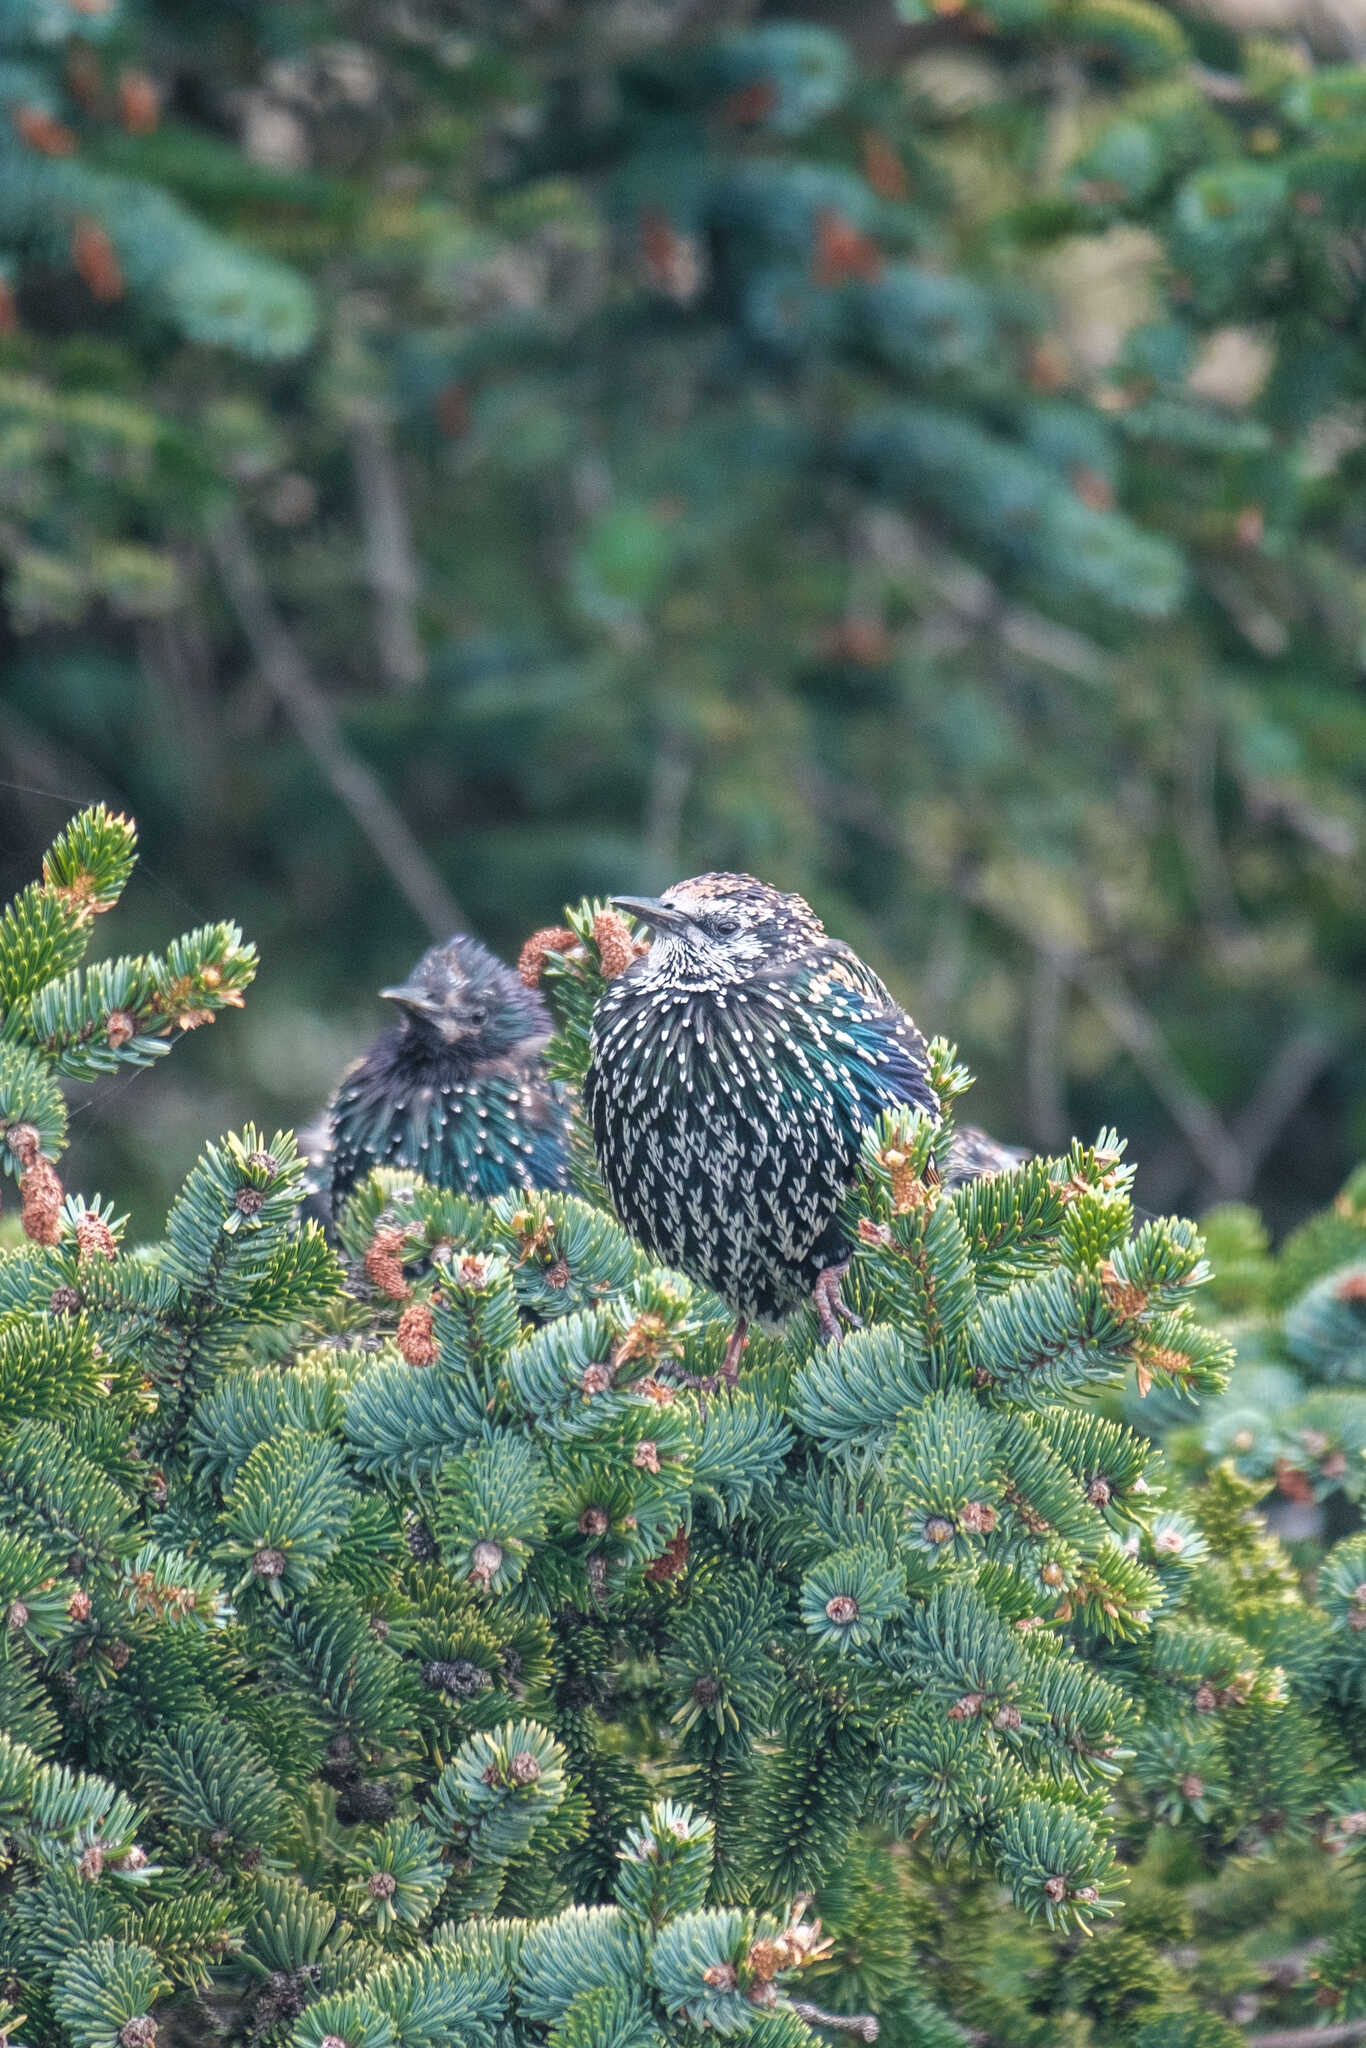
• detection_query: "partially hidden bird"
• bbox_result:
[584,873,1024,1380]
[323,932,572,1210]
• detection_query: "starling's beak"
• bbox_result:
[380,980,443,1016]
[610,895,686,933]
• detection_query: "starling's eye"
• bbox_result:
[467,1005,488,1027]
[707,912,741,938]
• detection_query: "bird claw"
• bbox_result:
[812,1263,861,1346]
[720,1317,749,1385]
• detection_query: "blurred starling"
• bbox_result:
[585,873,1022,1378]
[324,933,571,1209]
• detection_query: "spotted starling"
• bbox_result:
[585,873,1022,1379]
[324,933,571,1209]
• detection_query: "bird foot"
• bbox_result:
[811,1263,861,1346]
[720,1317,749,1386]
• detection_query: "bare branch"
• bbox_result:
[1027,946,1067,1150]
[206,504,466,941]
[1247,2021,1366,2048]
[788,2000,880,2040]
[1233,1022,1341,1181]
[350,407,426,693]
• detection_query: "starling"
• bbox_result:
[585,873,1022,1379]
[323,933,571,1209]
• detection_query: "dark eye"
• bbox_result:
[707,913,741,937]
[467,1005,488,1027]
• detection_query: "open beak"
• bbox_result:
[380,980,442,1015]
[610,894,686,933]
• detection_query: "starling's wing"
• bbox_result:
[767,939,940,1131]
[944,1125,1030,1186]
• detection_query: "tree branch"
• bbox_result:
[350,406,426,693]
[788,2000,880,2040]
[1247,2022,1366,2048]
[205,504,466,941]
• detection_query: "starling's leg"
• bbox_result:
[720,1317,749,1385]
[811,1261,862,1346]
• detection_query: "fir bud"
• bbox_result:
[518,925,577,987]
[633,1440,661,1473]
[20,1156,64,1246]
[703,1962,739,1991]
[949,1693,984,1720]
[747,1938,787,1982]
[365,1228,410,1301]
[405,1517,437,1560]
[319,2037,348,2048]
[510,1750,541,1785]
[49,1284,83,1315]
[367,1871,397,1899]
[1193,1684,1218,1712]
[1180,1774,1204,1800]
[960,1501,997,1534]
[110,1639,130,1669]
[121,1845,149,1871]
[252,1548,287,1580]
[592,910,644,979]
[924,1516,955,1545]
[692,1675,720,1707]
[824,1594,859,1626]
[246,1149,279,1175]
[78,1844,105,1880]
[1043,1876,1067,1903]
[1086,1477,1112,1506]
[6,1600,29,1630]
[397,1301,439,1366]
[645,1527,690,1583]
[581,1361,614,1395]
[67,1589,92,1621]
[119,2022,157,2048]
[6,1123,40,1169]
[993,1705,1022,1731]
[105,1010,136,1049]
[234,1186,266,1216]
[578,1505,609,1537]
[470,1539,504,1583]
[75,1213,117,1261]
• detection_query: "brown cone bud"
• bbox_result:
[592,911,644,979]
[252,1548,286,1580]
[510,1750,541,1785]
[397,1302,439,1366]
[367,1870,397,1899]
[20,1157,63,1245]
[825,1594,858,1625]
[365,1228,410,1301]
[75,1214,117,1262]
[518,926,577,987]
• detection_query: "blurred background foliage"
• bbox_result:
[1,0,1366,1230]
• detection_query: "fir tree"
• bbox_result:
[4,807,1325,2048]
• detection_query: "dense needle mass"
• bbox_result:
[325,933,571,1206]
[585,873,1017,1376]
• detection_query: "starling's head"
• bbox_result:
[381,935,550,1060]
[611,873,824,990]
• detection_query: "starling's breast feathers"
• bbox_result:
[585,940,938,1320]
[329,1038,569,1202]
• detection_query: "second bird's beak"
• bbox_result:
[380,980,442,1015]
[611,894,685,933]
